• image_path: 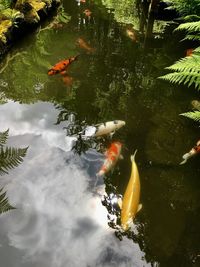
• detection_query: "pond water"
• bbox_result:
[0,1,200,266]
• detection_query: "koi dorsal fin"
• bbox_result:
[130,149,137,162]
[137,204,142,213]
[118,198,122,210]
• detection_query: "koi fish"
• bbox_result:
[120,150,142,231]
[126,28,137,42]
[83,9,92,17]
[48,55,78,76]
[77,38,95,53]
[62,75,73,87]
[76,0,86,5]
[186,48,193,57]
[191,100,200,111]
[180,140,200,165]
[97,142,122,176]
[82,120,126,138]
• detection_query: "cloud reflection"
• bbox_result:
[0,101,149,267]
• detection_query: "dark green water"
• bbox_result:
[0,1,200,266]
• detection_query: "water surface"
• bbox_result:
[0,1,200,266]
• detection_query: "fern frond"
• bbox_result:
[180,111,200,122]
[0,146,28,175]
[175,20,200,32]
[165,55,200,73]
[0,129,9,146]
[182,34,200,41]
[160,72,200,90]
[194,47,200,53]
[0,188,15,214]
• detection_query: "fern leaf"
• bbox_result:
[0,129,9,146]
[175,20,200,32]
[0,188,15,214]
[194,47,200,53]
[165,55,200,73]
[182,34,200,41]
[160,72,200,90]
[0,146,28,175]
[180,111,200,122]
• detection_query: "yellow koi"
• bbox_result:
[120,150,142,231]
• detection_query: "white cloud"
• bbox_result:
[0,101,150,267]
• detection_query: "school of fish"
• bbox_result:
[47,0,200,233]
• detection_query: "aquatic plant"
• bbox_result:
[0,129,28,214]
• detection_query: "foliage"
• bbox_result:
[57,6,71,24]
[159,50,200,91]
[175,20,200,33]
[180,111,200,123]
[0,0,14,10]
[159,20,200,124]
[0,146,28,175]
[168,0,200,16]
[159,20,200,91]
[0,129,28,214]
[0,188,15,214]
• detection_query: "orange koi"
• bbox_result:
[77,38,95,53]
[97,142,122,176]
[48,55,78,76]
[52,22,64,29]
[186,48,193,57]
[62,75,73,87]
[126,28,137,42]
[83,9,92,17]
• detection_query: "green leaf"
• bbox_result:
[180,111,200,122]
[0,129,9,146]
[0,146,28,175]
[175,20,200,32]
[0,188,15,214]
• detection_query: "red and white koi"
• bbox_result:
[97,142,122,176]
[180,140,200,165]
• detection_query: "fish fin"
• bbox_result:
[180,159,187,165]
[130,150,137,162]
[109,131,115,138]
[137,204,142,213]
[119,155,124,160]
[118,199,122,209]
[179,152,191,165]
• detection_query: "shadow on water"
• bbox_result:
[0,0,200,266]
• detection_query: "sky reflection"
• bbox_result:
[0,101,149,267]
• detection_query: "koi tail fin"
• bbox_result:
[75,54,80,60]
[130,149,137,162]
[180,152,190,165]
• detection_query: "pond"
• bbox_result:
[0,0,200,266]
